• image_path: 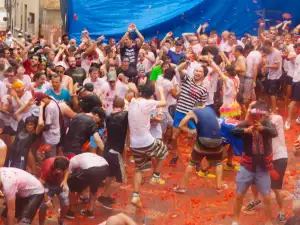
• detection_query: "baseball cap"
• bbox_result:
[55,61,67,69]
[7,31,12,35]
[107,72,117,82]
[18,33,23,37]
[83,83,94,92]
[175,39,183,45]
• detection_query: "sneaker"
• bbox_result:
[244,200,262,211]
[98,196,113,210]
[169,156,178,165]
[284,120,291,130]
[232,221,239,225]
[173,185,187,194]
[80,209,94,219]
[224,163,240,171]
[216,183,228,194]
[79,195,89,204]
[65,209,75,219]
[277,212,287,222]
[98,196,116,204]
[131,195,142,208]
[197,170,216,178]
[296,117,300,124]
[150,176,166,185]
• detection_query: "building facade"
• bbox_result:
[6,0,62,36]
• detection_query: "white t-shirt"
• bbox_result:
[20,75,32,91]
[155,76,173,112]
[293,54,300,83]
[150,109,163,139]
[69,152,108,173]
[137,58,153,76]
[270,114,288,160]
[0,139,6,148]
[203,75,214,105]
[267,49,282,80]
[0,167,44,199]
[100,81,128,115]
[83,77,106,96]
[0,81,7,101]
[43,100,61,145]
[286,52,296,77]
[128,98,157,148]
[1,91,33,130]
[245,51,262,78]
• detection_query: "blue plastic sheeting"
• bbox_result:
[66,0,300,42]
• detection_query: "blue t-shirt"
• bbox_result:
[168,50,185,65]
[193,107,221,140]
[45,88,72,103]
[90,128,105,148]
[218,118,243,156]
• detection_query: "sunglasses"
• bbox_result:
[55,70,64,74]
[75,58,81,60]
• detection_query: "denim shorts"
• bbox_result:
[40,183,69,209]
[236,165,271,196]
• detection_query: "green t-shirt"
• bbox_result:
[150,65,163,81]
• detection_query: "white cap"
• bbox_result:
[7,31,12,35]
[18,32,22,36]
[55,61,67,69]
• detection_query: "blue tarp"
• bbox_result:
[64,0,300,42]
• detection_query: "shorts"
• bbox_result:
[2,193,44,224]
[236,165,271,196]
[40,184,69,210]
[160,112,174,134]
[68,166,108,194]
[104,150,126,183]
[271,158,288,190]
[189,140,223,166]
[173,111,196,129]
[264,79,280,96]
[243,77,255,101]
[292,82,300,102]
[237,76,245,105]
[285,75,293,85]
[131,139,168,171]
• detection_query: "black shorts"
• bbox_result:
[271,158,288,190]
[2,126,17,136]
[292,82,300,102]
[68,166,108,194]
[285,76,293,85]
[2,193,44,224]
[264,79,280,96]
[104,150,125,183]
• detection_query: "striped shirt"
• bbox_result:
[176,74,207,114]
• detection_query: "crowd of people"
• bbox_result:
[0,19,300,225]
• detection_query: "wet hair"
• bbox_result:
[201,65,209,77]
[140,80,155,99]
[260,46,269,54]
[113,96,125,108]
[90,63,102,69]
[33,72,46,81]
[53,157,69,171]
[31,54,42,63]
[164,67,176,81]
[89,66,100,74]
[5,66,17,74]
[264,40,273,47]
[294,43,300,49]
[126,65,138,78]
[68,46,77,53]
[235,45,244,54]
[244,42,255,52]
[62,34,69,40]
[91,107,106,120]
[79,95,102,113]
[25,116,38,127]
[225,65,236,77]
[51,73,62,81]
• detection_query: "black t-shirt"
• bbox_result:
[120,45,139,64]
[104,111,128,153]
[63,114,98,154]
[65,67,87,86]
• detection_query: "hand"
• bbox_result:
[189,129,197,136]
[10,89,17,98]
[131,24,137,30]
[203,22,209,29]
[60,181,68,191]
[157,60,163,65]
[293,140,300,156]
[253,121,263,131]
[27,98,36,106]
[252,81,256,88]
[286,20,292,25]
[31,36,39,45]
[46,200,53,209]
[244,126,253,134]
[6,95,12,104]
[97,35,105,42]
[166,32,173,37]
